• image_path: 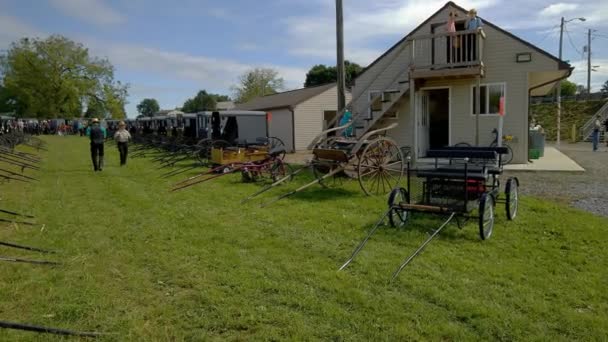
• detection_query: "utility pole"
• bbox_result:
[587,28,591,98]
[556,17,564,148]
[335,0,346,113]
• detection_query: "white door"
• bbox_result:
[417,91,430,157]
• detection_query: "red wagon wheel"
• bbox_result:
[357,137,404,196]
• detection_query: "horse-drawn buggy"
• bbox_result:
[242,120,406,206]
[339,146,519,280]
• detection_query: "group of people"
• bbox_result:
[592,115,608,152]
[86,118,132,172]
[445,8,483,64]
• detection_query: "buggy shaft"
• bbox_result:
[241,164,309,204]
[0,209,35,218]
[0,256,60,266]
[391,212,456,281]
[171,165,244,192]
[260,166,344,208]
[0,241,53,253]
[339,210,392,271]
[0,321,104,337]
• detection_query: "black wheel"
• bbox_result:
[505,177,519,220]
[454,142,471,147]
[489,142,514,165]
[388,187,409,228]
[502,145,514,164]
[241,170,257,182]
[269,161,293,183]
[478,193,494,240]
[311,155,343,188]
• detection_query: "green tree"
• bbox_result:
[304,60,363,87]
[560,80,577,96]
[0,85,16,113]
[0,35,128,119]
[181,90,230,113]
[232,68,284,103]
[136,98,160,117]
[601,80,608,96]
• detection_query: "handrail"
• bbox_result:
[351,122,399,155]
[307,120,354,150]
[406,28,485,41]
[323,38,413,131]
[580,100,608,139]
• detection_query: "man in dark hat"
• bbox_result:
[86,118,107,171]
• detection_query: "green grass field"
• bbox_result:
[1,136,607,341]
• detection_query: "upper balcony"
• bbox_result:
[408,29,485,79]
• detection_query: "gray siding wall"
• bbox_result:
[294,86,352,151]
[350,43,412,119]
[269,108,294,152]
[423,22,560,163]
[351,4,562,164]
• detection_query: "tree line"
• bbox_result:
[136,62,364,117]
[0,34,367,119]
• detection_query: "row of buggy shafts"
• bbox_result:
[136,117,520,280]
[0,133,107,337]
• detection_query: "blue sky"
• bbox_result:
[1,0,607,118]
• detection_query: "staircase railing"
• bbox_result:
[323,39,413,132]
[579,99,608,140]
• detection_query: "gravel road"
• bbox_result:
[505,142,608,217]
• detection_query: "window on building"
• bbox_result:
[472,83,505,115]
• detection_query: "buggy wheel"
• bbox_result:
[490,142,514,164]
[505,177,519,220]
[267,137,286,159]
[311,156,344,188]
[478,193,494,240]
[358,137,404,196]
[270,160,293,183]
[195,138,212,165]
[454,142,471,147]
[241,170,257,182]
[388,187,409,228]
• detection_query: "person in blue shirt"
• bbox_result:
[339,110,353,137]
[86,118,107,171]
[466,8,483,62]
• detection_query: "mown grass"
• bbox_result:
[1,136,607,341]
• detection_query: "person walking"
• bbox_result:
[114,121,131,166]
[604,117,608,148]
[86,118,107,171]
[592,115,601,152]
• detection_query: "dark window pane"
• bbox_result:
[489,84,503,114]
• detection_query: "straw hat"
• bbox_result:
[468,8,477,15]
[118,121,126,127]
[92,118,99,123]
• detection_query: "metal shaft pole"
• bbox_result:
[336,0,346,113]
[556,17,564,148]
[587,28,591,98]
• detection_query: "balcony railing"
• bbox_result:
[408,29,485,72]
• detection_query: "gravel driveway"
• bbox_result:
[505,142,608,217]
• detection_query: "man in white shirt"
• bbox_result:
[114,121,132,166]
[592,115,601,151]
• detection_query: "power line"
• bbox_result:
[536,26,560,45]
[564,27,583,57]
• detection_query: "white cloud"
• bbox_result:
[282,0,498,65]
[568,58,608,91]
[89,42,307,90]
[539,3,579,17]
[0,14,44,48]
[49,0,125,26]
